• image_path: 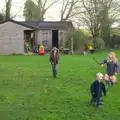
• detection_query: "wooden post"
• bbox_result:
[71,37,73,54]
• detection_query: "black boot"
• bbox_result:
[106,82,110,90]
[111,82,113,87]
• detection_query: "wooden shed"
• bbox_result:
[0,19,74,55]
[0,19,36,55]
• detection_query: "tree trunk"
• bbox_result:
[5,0,12,20]
[100,7,110,47]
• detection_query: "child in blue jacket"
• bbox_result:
[100,52,119,89]
[90,73,106,108]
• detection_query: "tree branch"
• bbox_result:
[11,7,22,19]
[61,0,69,21]
[45,0,59,11]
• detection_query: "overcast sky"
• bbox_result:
[0,0,119,28]
[0,0,61,21]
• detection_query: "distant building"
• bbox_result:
[0,19,74,55]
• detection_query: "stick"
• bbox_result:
[93,58,101,65]
[87,55,101,65]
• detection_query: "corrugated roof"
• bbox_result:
[0,19,36,29]
[0,19,74,30]
[20,21,74,30]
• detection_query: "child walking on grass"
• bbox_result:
[90,73,106,108]
[100,52,119,90]
[49,47,59,78]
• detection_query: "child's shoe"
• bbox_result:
[98,105,102,108]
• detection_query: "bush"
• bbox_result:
[12,52,16,55]
[73,31,93,51]
[11,52,24,56]
[93,37,105,50]
[62,30,93,52]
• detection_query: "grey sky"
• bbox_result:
[0,0,61,21]
[0,0,118,28]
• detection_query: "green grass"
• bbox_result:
[0,51,120,120]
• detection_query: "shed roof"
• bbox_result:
[0,19,74,30]
[20,21,74,30]
[0,19,35,29]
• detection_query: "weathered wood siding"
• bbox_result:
[0,22,32,55]
[58,30,66,48]
[36,30,52,49]
[36,30,66,49]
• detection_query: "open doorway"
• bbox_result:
[24,30,36,53]
[52,30,58,48]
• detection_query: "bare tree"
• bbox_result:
[0,13,5,21]
[60,0,80,21]
[73,0,102,38]
[5,0,12,20]
[23,0,39,21]
[35,0,59,21]
[73,0,120,39]
[1,0,22,20]
[99,0,120,25]
[96,0,120,46]
[11,7,22,19]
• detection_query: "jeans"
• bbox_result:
[90,97,102,106]
[52,64,57,77]
[90,50,94,53]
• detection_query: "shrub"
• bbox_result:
[93,37,105,50]
[12,52,16,55]
[11,52,23,56]
[73,31,93,51]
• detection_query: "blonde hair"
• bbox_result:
[96,72,103,77]
[107,52,117,63]
[40,45,44,50]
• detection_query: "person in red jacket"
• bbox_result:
[39,45,45,55]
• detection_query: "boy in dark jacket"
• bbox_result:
[49,47,59,78]
[90,73,106,108]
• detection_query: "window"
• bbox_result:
[59,32,65,47]
[41,31,48,46]
[42,32,48,41]
[59,32,64,41]
[60,32,63,36]
[42,40,48,46]
[60,40,63,46]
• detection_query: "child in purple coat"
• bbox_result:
[100,52,119,89]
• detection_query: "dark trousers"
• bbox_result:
[90,97,102,106]
[52,64,57,77]
[90,50,94,53]
[106,75,114,89]
[106,81,113,89]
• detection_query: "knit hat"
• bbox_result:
[52,47,59,52]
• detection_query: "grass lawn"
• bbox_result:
[0,51,120,120]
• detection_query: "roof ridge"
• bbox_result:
[20,21,72,23]
[0,19,37,29]
[0,19,74,30]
